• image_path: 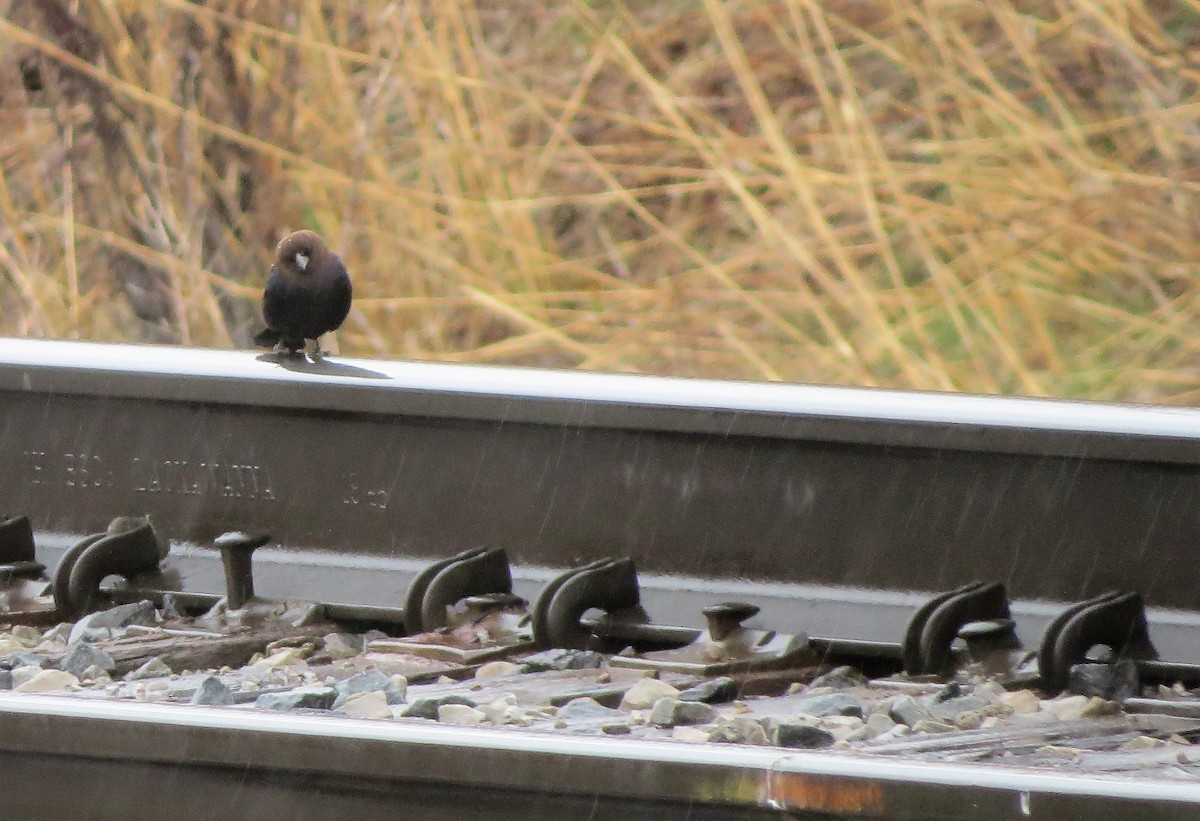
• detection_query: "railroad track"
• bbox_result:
[2,338,1200,819]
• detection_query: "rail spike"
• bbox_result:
[52,517,166,620]
[403,547,513,634]
[532,558,647,651]
[902,581,1014,677]
[1037,591,1157,696]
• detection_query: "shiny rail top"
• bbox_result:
[1,338,1199,460]
[1,694,1198,821]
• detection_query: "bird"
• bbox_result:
[252,230,352,357]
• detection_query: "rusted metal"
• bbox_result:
[610,600,810,675]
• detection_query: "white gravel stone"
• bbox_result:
[136,681,171,702]
[480,694,520,724]
[619,678,680,710]
[336,691,392,719]
[11,665,42,689]
[389,675,408,700]
[79,664,109,682]
[1000,689,1039,714]
[247,648,309,670]
[475,661,522,681]
[873,725,912,742]
[865,712,896,737]
[671,726,710,743]
[322,633,362,660]
[1042,695,1090,721]
[11,625,42,647]
[0,638,27,656]
[15,669,79,692]
[438,704,487,725]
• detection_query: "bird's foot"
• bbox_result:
[305,338,330,360]
[272,342,305,357]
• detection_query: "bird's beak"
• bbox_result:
[295,252,309,272]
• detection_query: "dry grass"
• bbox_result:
[2,0,1200,401]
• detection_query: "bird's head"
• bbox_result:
[274,230,328,277]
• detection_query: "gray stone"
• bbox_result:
[928,694,988,722]
[776,723,835,749]
[889,695,932,727]
[954,710,985,730]
[601,722,632,735]
[191,676,235,706]
[41,623,74,644]
[678,677,738,704]
[60,643,116,678]
[557,697,624,721]
[332,671,406,708]
[793,692,864,719]
[69,601,156,644]
[709,716,768,745]
[125,657,173,681]
[911,719,956,733]
[10,652,49,669]
[649,698,717,727]
[0,669,10,690]
[160,593,186,620]
[521,649,605,672]
[1068,661,1139,702]
[400,694,477,720]
[255,686,336,711]
[808,666,867,691]
[933,681,963,702]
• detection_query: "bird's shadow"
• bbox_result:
[255,352,389,380]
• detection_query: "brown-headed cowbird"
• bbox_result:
[253,230,352,356]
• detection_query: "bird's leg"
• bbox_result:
[307,333,339,359]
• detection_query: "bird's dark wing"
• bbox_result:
[323,258,353,333]
[260,265,290,330]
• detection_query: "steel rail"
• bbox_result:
[0,693,1197,820]
[2,339,1200,657]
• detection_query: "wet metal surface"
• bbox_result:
[2,694,1200,820]
[5,341,1200,817]
[2,340,1200,618]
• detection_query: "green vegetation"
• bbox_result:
[2,0,1199,401]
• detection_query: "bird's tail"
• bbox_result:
[252,327,281,348]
